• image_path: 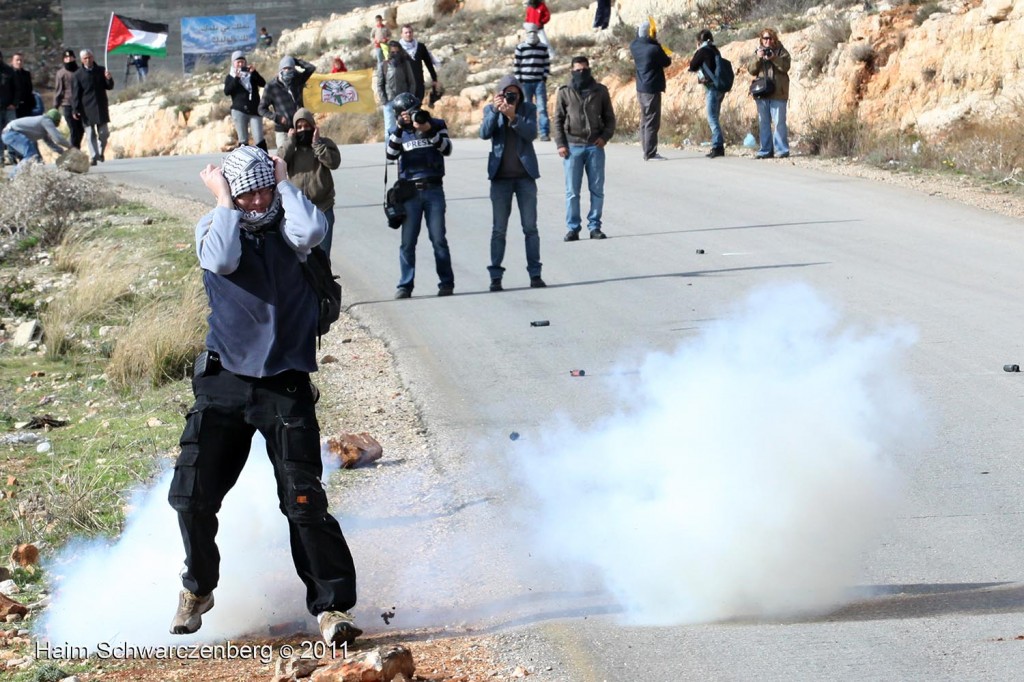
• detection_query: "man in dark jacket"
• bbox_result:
[553,56,616,241]
[375,43,416,136]
[54,49,84,149]
[385,92,454,299]
[0,51,17,164]
[629,22,671,161]
[224,51,267,150]
[258,55,316,151]
[71,49,114,165]
[688,29,725,158]
[479,74,544,292]
[398,25,439,102]
[280,108,341,255]
[167,145,361,648]
[10,53,34,119]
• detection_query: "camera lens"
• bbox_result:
[504,91,518,104]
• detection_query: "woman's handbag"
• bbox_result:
[749,75,775,99]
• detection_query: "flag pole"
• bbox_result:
[105,12,116,87]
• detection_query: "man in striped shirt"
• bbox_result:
[513,30,551,142]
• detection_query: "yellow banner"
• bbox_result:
[649,16,673,56]
[302,69,377,115]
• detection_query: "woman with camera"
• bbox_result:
[224,51,267,151]
[746,28,791,159]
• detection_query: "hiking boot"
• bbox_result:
[778,152,790,158]
[169,589,214,635]
[489,279,503,292]
[530,276,547,288]
[706,147,724,158]
[437,285,454,297]
[646,153,668,161]
[318,610,363,646]
[394,287,412,299]
[589,228,607,240]
[563,229,580,242]
[539,134,551,142]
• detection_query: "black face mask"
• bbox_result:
[571,68,595,91]
[295,130,314,146]
[64,61,79,72]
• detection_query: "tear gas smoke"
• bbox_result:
[517,283,927,624]
[40,438,342,650]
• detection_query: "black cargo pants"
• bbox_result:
[168,359,357,615]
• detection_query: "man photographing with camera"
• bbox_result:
[480,75,545,292]
[385,92,454,300]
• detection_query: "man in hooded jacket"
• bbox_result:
[279,108,341,255]
[375,42,416,136]
[479,74,545,292]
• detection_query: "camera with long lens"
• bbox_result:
[412,109,431,125]
[761,47,774,58]
[502,91,519,105]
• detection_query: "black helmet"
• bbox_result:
[390,92,419,114]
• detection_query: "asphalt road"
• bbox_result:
[97,140,1024,680]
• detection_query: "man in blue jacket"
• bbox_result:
[479,75,545,292]
[629,22,672,161]
[167,146,361,649]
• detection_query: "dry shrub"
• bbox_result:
[806,19,851,77]
[802,109,869,157]
[613,98,641,142]
[106,275,207,389]
[0,165,116,246]
[42,242,143,359]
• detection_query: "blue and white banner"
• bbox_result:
[180,14,257,73]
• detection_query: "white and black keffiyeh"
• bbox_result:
[221,146,282,231]
[222,145,276,198]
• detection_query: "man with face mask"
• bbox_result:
[168,145,361,649]
[513,29,551,142]
[279,108,341,255]
[553,55,616,241]
[53,49,84,149]
[258,55,317,151]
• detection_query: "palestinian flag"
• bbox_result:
[106,14,169,57]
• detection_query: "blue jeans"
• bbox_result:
[756,98,789,157]
[321,206,335,256]
[1,129,39,177]
[398,186,453,291]
[0,108,16,160]
[563,144,605,232]
[705,88,725,149]
[489,177,541,279]
[382,105,396,139]
[521,80,549,137]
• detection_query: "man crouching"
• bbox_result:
[167,145,360,647]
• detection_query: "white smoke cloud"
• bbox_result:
[515,282,928,625]
[40,438,341,650]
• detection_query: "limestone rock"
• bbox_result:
[10,543,39,568]
[325,433,383,469]
[56,148,91,174]
[274,653,321,681]
[311,646,414,682]
[0,593,28,619]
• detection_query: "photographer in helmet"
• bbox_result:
[385,92,454,299]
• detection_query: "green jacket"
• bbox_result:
[745,44,791,101]
[552,82,616,148]
[279,136,341,211]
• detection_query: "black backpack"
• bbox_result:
[703,53,734,93]
[300,245,342,340]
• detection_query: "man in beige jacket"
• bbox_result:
[279,108,341,254]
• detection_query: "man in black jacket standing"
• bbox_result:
[54,49,84,150]
[397,25,439,102]
[71,49,114,166]
[629,22,671,161]
[10,53,34,119]
[688,29,725,158]
[224,51,267,151]
[0,51,17,164]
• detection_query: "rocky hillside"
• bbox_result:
[99,0,1024,158]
